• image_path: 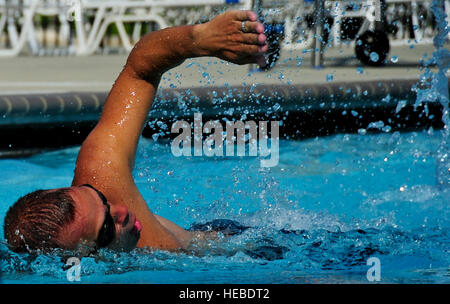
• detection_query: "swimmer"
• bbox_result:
[3,10,268,254]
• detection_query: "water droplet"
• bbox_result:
[390,55,399,63]
[367,120,384,129]
[370,52,379,62]
[326,73,334,82]
[395,100,407,113]
[356,67,364,74]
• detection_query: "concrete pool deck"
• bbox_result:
[0,44,442,94]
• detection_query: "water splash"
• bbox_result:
[414,0,450,187]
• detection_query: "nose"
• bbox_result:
[110,204,129,226]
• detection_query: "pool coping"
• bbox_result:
[0,77,448,158]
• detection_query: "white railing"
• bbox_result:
[0,0,251,56]
[275,0,447,51]
[0,0,447,57]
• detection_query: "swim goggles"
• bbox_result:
[82,184,116,248]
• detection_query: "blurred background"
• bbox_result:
[0,0,447,91]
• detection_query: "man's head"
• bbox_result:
[3,185,142,254]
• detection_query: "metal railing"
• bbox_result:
[0,0,447,57]
[0,0,251,56]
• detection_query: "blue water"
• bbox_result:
[0,130,449,283]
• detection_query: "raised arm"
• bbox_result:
[72,10,267,250]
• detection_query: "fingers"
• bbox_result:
[241,44,268,56]
[232,10,258,22]
[233,33,268,60]
[241,21,265,34]
[236,20,266,45]
[239,33,267,45]
[221,46,268,67]
[213,10,269,67]
[233,54,268,68]
[258,44,269,53]
[257,33,267,45]
[255,55,267,69]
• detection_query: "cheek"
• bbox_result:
[58,222,86,249]
[57,207,92,249]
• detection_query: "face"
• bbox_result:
[57,185,142,252]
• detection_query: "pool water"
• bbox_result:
[0,130,448,283]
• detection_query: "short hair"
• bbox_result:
[3,188,76,253]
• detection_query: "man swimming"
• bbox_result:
[3,10,268,253]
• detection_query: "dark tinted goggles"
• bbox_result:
[81,184,116,248]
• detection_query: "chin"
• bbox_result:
[128,234,140,250]
[109,232,140,252]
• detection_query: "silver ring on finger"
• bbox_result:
[241,21,246,33]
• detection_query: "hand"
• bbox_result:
[192,10,268,68]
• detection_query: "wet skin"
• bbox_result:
[57,10,267,251]
[57,186,141,251]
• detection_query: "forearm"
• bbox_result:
[80,10,265,173]
[92,25,202,169]
[92,10,266,167]
[126,25,203,85]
